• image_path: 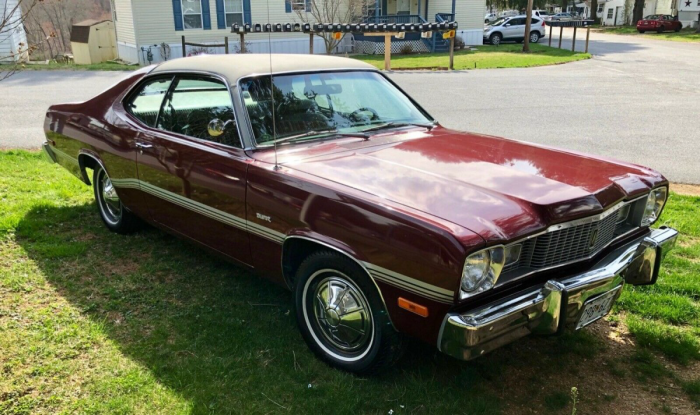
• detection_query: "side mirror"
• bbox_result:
[208,119,226,137]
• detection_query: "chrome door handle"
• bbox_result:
[135,142,153,154]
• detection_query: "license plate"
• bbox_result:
[576,286,621,330]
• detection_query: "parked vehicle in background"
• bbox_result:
[485,12,498,23]
[535,10,552,20]
[484,15,546,46]
[551,12,574,21]
[637,15,682,33]
[499,10,519,18]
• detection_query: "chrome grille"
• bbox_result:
[504,199,642,273]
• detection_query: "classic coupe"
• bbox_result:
[637,14,683,33]
[43,54,678,374]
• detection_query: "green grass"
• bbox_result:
[0,150,698,413]
[353,44,591,70]
[16,60,137,71]
[598,26,700,42]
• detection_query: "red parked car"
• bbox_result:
[43,54,678,374]
[637,14,682,33]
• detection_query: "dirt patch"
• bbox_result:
[671,183,700,197]
[498,318,699,415]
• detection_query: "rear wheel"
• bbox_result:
[638,30,645,33]
[490,33,502,46]
[93,166,141,234]
[530,31,541,43]
[657,26,664,33]
[293,251,402,375]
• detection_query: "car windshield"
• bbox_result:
[644,15,660,19]
[240,71,432,145]
[489,17,508,26]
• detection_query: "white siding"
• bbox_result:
[0,0,28,63]
[114,0,137,45]
[133,0,315,48]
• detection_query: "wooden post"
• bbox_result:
[309,33,314,54]
[384,34,391,70]
[558,26,563,48]
[548,25,553,46]
[224,36,229,54]
[571,26,577,52]
[585,26,590,53]
[239,33,245,53]
[449,36,455,70]
[181,35,186,57]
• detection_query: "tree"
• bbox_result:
[1,0,41,81]
[590,0,598,23]
[632,0,644,26]
[296,0,372,55]
[522,0,534,52]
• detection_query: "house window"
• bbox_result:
[597,3,604,13]
[181,0,203,29]
[364,2,382,17]
[224,0,244,27]
[291,0,307,11]
[607,8,613,18]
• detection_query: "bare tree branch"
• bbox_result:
[296,0,372,54]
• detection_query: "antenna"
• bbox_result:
[266,0,280,170]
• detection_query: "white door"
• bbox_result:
[615,6,624,25]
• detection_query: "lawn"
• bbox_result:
[1,151,698,414]
[354,44,591,70]
[15,60,137,71]
[598,26,700,42]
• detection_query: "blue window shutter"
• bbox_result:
[305,0,310,11]
[172,0,183,31]
[243,0,252,24]
[215,0,225,29]
[202,0,211,30]
[285,0,291,13]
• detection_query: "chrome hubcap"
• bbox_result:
[98,170,121,224]
[312,276,372,353]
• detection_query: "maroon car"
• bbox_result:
[43,54,678,374]
[637,14,682,33]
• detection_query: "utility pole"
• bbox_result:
[523,0,534,52]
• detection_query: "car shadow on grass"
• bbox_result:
[16,203,641,414]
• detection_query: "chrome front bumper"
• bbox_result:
[438,227,679,361]
[42,141,57,163]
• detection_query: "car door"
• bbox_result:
[134,73,252,266]
[504,18,524,39]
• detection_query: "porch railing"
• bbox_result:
[364,14,428,24]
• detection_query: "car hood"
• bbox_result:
[260,127,666,243]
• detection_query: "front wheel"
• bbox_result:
[490,33,502,46]
[657,26,664,33]
[530,31,540,43]
[675,25,681,32]
[294,251,402,375]
[638,30,645,33]
[93,165,142,234]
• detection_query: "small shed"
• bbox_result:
[70,19,116,65]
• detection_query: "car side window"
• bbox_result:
[126,77,173,128]
[532,18,540,24]
[158,76,241,148]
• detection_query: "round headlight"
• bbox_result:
[641,187,668,226]
[461,250,490,292]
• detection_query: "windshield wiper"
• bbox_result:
[269,129,369,146]
[359,121,436,133]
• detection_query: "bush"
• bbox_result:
[399,44,413,55]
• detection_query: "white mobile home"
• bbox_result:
[0,0,29,64]
[111,0,485,64]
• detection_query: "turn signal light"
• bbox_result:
[398,297,429,317]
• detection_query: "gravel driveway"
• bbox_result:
[1,29,698,183]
